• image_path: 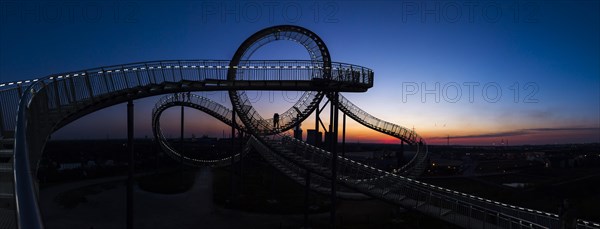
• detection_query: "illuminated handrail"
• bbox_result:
[1,60,373,137]
[252,134,589,229]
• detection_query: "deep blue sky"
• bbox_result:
[1,0,598,144]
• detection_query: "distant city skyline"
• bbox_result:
[1,0,598,145]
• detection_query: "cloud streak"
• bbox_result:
[431,127,600,140]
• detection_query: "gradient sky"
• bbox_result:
[1,0,598,145]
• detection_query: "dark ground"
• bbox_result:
[39,140,600,227]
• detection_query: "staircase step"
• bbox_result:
[0,149,13,158]
[0,163,11,173]
[0,138,15,149]
[0,138,14,145]
[0,181,13,195]
[0,208,16,229]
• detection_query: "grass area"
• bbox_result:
[309,200,462,229]
[213,155,331,214]
[136,169,197,194]
[54,181,122,209]
[424,168,600,222]
[213,154,462,228]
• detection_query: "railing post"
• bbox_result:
[83,72,95,101]
[100,68,110,93]
[469,205,473,228]
[16,83,23,96]
[61,78,72,106]
[171,63,177,82]
[52,78,62,113]
[135,67,142,86]
[497,212,500,227]
[439,196,442,216]
[178,60,183,82]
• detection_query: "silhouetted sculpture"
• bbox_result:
[273,113,280,130]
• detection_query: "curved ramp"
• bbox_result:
[151,93,370,199]
[151,93,247,167]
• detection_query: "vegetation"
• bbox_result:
[136,169,196,194]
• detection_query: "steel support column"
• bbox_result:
[238,128,243,194]
[230,106,236,199]
[180,104,184,188]
[330,92,339,227]
[315,103,320,147]
[304,170,311,228]
[398,140,404,169]
[342,113,346,158]
[126,100,134,229]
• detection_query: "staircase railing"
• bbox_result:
[246,134,598,229]
[336,94,427,176]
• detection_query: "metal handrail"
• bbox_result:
[14,83,44,229]
[2,60,373,135]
